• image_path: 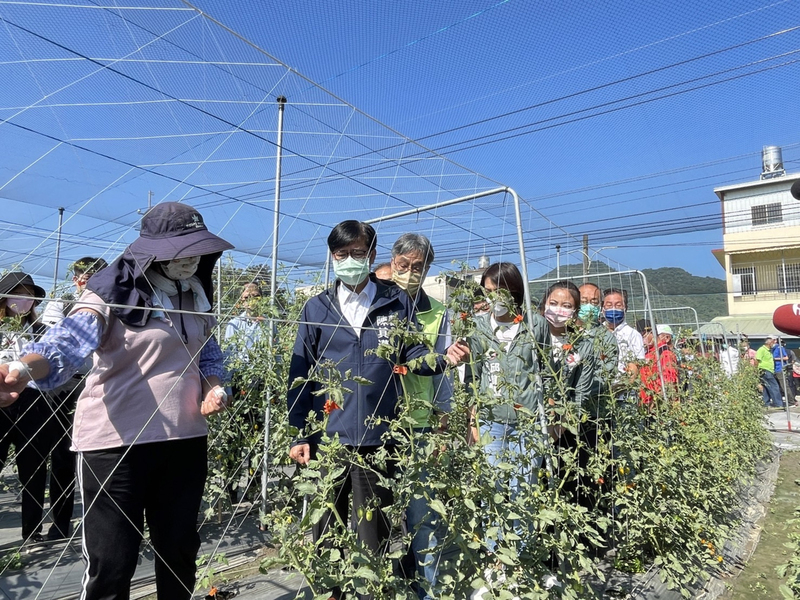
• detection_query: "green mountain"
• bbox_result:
[530,263,727,323]
[640,267,727,323]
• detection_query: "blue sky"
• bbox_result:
[0,0,798,292]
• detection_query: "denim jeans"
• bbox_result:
[479,420,542,551]
[761,370,784,407]
[406,464,445,600]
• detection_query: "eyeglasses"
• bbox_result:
[392,260,425,274]
[332,249,369,261]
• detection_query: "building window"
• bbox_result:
[732,266,756,296]
[778,263,800,293]
[751,203,783,226]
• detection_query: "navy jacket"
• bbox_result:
[288,276,440,448]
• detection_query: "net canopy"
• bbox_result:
[0,0,551,291]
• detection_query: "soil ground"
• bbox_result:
[721,450,800,599]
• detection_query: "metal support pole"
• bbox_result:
[779,336,793,430]
[262,96,286,524]
[323,251,331,289]
[216,259,223,341]
[52,207,65,296]
[555,244,561,280]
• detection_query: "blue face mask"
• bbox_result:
[578,304,600,322]
[604,309,625,325]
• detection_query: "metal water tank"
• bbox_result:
[477,255,490,269]
[761,145,785,179]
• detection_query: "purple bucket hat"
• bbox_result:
[129,202,233,261]
[86,203,234,327]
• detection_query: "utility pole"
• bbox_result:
[555,244,561,279]
[582,234,589,283]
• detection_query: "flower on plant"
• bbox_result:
[323,398,340,414]
[393,365,408,375]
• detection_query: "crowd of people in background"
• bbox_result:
[0,214,793,599]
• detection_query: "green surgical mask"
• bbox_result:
[334,256,370,287]
[578,303,600,322]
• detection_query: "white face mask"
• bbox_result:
[161,256,201,280]
[492,301,509,318]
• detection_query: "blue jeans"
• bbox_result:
[479,420,542,551]
[405,428,449,600]
[406,463,445,600]
[761,370,784,407]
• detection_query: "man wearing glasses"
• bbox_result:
[287,221,467,600]
[388,233,453,600]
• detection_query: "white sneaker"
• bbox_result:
[543,573,562,590]
[470,585,490,600]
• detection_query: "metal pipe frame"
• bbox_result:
[262,96,286,522]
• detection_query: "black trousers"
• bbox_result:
[0,388,56,539]
[78,437,207,600]
[312,445,395,600]
[48,383,81,539]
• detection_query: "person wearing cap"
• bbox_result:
[756,337,783,408]
[638,324,679,404]
[0,202,233,599]
[0,271,53,546]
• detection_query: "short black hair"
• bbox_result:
[72,257,108,276]
[602,287,629,309]
[635,318,653,334]
[481,262,525,310]
[327,221,377,253]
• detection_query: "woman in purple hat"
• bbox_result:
[0,203,233,600]
[0,271,53,545]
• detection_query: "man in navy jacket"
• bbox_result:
[287,221,466,600]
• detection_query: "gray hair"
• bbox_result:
[391,233,435,267]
